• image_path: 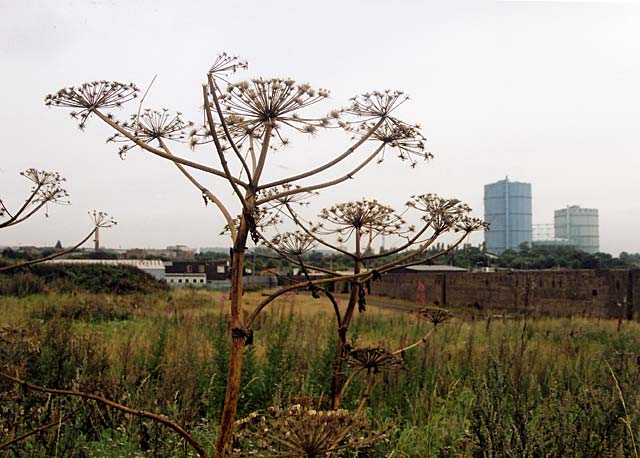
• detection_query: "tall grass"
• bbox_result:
[2,290,640,456]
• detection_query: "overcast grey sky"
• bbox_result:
[1,0,639,254]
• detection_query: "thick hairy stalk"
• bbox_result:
[214,209,251,458]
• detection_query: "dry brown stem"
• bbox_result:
[0,372,208,458]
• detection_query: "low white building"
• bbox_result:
[165,273,207,286]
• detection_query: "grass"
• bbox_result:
[2,288,640,456]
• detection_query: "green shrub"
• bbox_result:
[1,264,167,295]
[0,272,47,296]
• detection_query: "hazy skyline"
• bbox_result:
[1,0,639,254]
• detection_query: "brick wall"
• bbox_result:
[370,269,640,319]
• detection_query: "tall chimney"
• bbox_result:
[94,226,100,251]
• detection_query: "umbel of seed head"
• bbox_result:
[45,81,139,130]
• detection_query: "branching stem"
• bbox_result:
[0,372,208,458]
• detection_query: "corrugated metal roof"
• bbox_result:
[48,259,165,269]
[404,265,468,272]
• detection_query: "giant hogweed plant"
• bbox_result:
[0,53,486,457]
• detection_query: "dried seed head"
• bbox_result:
[258,183,318,209]
[89,210,117,228]
[369,121,431,166]
[45,81,139,129]
[209,77,331,148]
[221,207,281,237]
[106,109,194,158]
[315,199,411,244]
[19,169,70,208]
[407,194,482,233]
[209,53,248,78]
[456,216,489,233]
[338,90,431,167]
[270,231,316,256]
[421,307,451,325]
[234,404,385,457]
[345,90,409,119]
[347,347,404,373]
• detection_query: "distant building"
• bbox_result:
[199,247,229,254]
[484,177,532,254]
[124,245,195,260]
[554,205,599,254]
[391,265,468,274]
[164,260,229,287]
[164,272,207,286]
[165,245,195,259]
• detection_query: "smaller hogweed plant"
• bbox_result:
[0,169,69,228]
[232,307,454,457]
[0,169,115,272]
[339,306,453,410]
[264,196,484,407]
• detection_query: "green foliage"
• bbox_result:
[497,244,633,270]
[194,251,229,262]
[257,309,296,404]
[0,272,47,296]
[69,250,120,260]
[292,244,640,272]
[619,251,640,267]
[32,299,131,322]
[208,312,231,419]
[146,321,169,379]
[3,291,640,456]
[0,264,167,296]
